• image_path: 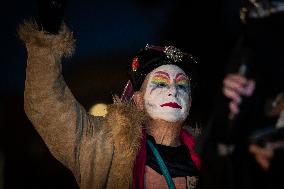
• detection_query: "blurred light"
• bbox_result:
[89,103,108,117]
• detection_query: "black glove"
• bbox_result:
[37,0,67,34]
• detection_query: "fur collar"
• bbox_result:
[104,97,146,187]
[105,97,146,157]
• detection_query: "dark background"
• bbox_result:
[0,0,242,188]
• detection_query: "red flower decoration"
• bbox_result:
[132,57,139,71]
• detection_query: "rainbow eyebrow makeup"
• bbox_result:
[149,71,170,94]
[176,73,190,90]
[151,71,170,85]
[149,71,190,94]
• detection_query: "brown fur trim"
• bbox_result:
[17,19,75,58]
[105,96,146,157]
[104,97,146,186]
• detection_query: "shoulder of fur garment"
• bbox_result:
[104,96,147,157]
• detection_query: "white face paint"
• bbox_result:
[144,64,191,122]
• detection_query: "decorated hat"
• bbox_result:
[129,44,198,91]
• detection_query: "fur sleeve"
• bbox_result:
[18,20,92,184]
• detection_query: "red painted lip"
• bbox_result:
[160,102,182,109]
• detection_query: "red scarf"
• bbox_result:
[132,129,201,189]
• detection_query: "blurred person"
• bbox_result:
[199,0,284,188]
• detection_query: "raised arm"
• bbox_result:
[18,3,146,188]
[18,20,94,178]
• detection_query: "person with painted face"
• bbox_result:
[129,45,200,188]
[18,8,200,187]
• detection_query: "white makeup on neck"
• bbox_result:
[144,64,191,122]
